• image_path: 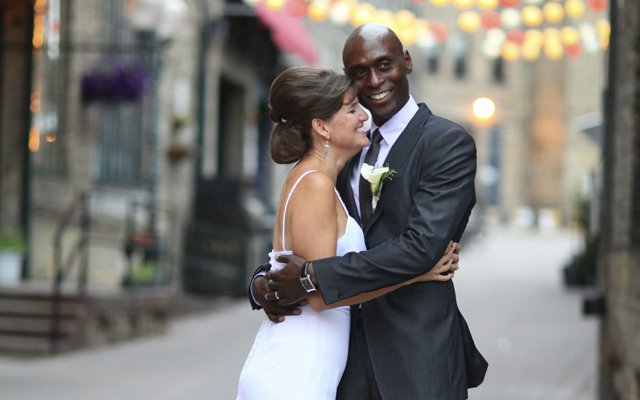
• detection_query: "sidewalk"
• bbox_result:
[0,228,598,400]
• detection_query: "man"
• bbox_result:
[250,24,487,399]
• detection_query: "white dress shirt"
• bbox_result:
[350,96,419,217]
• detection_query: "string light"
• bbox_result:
[255,0,609,62]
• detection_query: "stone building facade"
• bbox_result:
[0,0,314,291]
[598,0,640,398]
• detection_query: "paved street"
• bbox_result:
[0,228,598,400]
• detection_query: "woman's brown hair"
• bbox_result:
[268,66,356,164]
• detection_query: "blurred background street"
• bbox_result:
[0,227,598,400]
[2,0,640,398]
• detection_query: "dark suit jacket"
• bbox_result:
[313,104,483,399]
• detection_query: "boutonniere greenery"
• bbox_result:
[360,163,397,211]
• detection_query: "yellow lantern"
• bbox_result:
[350,2,376,26]
[543,2,564,24]
[265,0,286,10]
[374,9,397,31]
[560,26,580,46]
[395,9,416,28]
[458,11,481,33]
[521,40,541,61]
[501,41,520,61]
[453,0,475,10]
[397,25,420,46]
[566,0,586,18]
[521,6,543,27]
[596,19,611,49]
[477,0,498,10]
[544,37,564,59]
[308,0,330,22]
[525,29,543,45]
[430,0,450,7]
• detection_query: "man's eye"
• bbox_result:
[379,62,391,70]
[353,69,366,78]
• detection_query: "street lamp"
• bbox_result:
[125,0,187,235]
[472,97,496,124]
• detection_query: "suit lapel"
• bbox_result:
[364,104,433,235]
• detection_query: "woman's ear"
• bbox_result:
[311,118,330,140]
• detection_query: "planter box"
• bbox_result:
[0,251,22,285]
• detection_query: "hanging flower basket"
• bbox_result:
[81,60,150,104]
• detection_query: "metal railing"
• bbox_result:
[50,190,91,350]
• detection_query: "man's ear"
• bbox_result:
[404,50,413,74]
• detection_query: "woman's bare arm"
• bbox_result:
[308,242,460,311]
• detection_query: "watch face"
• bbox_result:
[300,276,316,292]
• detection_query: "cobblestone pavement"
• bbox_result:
[0,228,598,400]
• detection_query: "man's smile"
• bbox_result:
[368,89,392,102]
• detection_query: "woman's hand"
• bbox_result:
[414,241,461,283]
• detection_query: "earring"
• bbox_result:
[324,139,330,160]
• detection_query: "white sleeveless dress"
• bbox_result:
[237,170,366,400]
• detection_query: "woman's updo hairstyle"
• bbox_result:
[268,66,356,164]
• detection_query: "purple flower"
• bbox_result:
[81,60,149,103]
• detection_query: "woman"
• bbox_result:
[236,67,457,400]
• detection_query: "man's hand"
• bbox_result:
[252,276,305,323]
[264,253,310,306]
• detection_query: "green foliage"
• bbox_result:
[122,261,157,287]
[0,232,25,252]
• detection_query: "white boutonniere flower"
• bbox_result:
[360,163,397,211]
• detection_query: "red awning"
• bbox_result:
[254,3,318,65]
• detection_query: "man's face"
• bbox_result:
[343,31,412,127]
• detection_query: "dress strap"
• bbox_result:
[281,170,318,250]
[333,188,349,218]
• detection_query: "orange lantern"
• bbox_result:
[481,11,501,30]
[521,6,543,27]
[430,22,448,43]
[588,0,607,12]
[566,0,586,18]
[506,29,525,44]
[565,43,583,58]
[500,0,520,8]
[543,2,564,24]
[287,0,308,17]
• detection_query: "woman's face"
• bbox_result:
[326,89,369,156]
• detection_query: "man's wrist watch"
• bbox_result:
[299,262,317,293]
